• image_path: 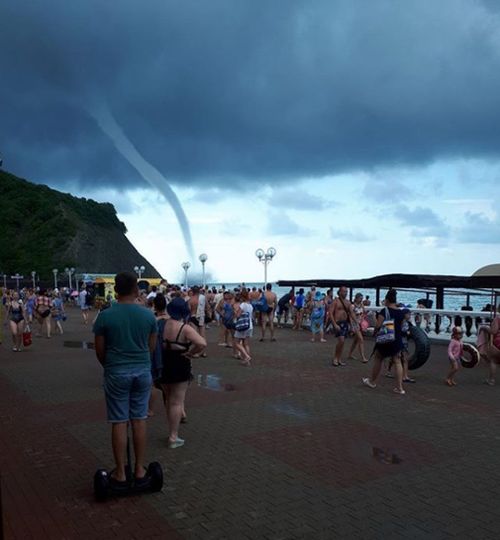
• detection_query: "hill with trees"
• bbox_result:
[0,170,161,282]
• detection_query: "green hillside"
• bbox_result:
[0,170,160,279]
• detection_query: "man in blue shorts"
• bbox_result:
[93,271,158,488]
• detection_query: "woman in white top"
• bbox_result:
[233,289,253,366]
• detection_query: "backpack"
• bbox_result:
[235,312,251,331]
[151,318,166,381]
[85,290,94,306]
[375,308,396,344]
[255,293,269,313]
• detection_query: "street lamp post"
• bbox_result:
[255,247,277,287]
[52,269,59,290]
[31,271,36,289]
[11,273,23,291]
[181,262,191,289]
[134,265,146,279]
[199,253,208,288]
[65,267,75,289]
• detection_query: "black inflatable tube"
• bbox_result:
[408,325,431,371]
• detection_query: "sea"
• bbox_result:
[207,283,495,312]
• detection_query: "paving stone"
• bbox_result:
[2,310,500,538]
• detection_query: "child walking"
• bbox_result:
[446,327,463,386]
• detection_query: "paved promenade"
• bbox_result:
[1,308,500,539]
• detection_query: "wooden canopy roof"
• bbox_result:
[278,271,500,290]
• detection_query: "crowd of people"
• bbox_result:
[1,273,499,490]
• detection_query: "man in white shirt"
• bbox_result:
[79,286,89,324]
[146,286,157,300]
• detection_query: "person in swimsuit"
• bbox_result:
[260,283,277,342]
[446,326,463,387]
[347,293,368,362]
[233,289,254,366]
[51,290,66,335]
[35,290,53,338]
[324,289,334,333]
[188,285,208,358]
[213,288,224,329]
[276,289,293,328]
[216,291,236,351]
[362,289,407,395]
[330,286,353,366]
[26,290,37,323]
[248,287,260,324]
[293,288,306,330]
[7,292,25,351]
[160,297,206,449]
[478,307,500,386]
[148,293,169,417]
[309,291,327,343]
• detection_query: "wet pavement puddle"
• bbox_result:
[196,374,235,392]
[270,403,311,419]
[63,341,94,350]
[372,447,403,464]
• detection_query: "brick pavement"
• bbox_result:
[1,308,500,539]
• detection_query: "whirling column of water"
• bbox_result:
[87,100,195,261]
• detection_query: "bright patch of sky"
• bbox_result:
[71,157,500,283]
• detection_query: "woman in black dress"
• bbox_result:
[362,289,407,395]
[160,297,206,448]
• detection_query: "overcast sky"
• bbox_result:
[1,0,499,282]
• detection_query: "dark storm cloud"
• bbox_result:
[2,0,500,191]
[269,188,337,211]
[267,211,312,237]
[394,204,450,238]
[456,213,500,244]
[362,177,415,203]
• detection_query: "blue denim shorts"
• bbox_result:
[103,368,152,423]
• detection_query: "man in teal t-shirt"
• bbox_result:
[93,271,157,489]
